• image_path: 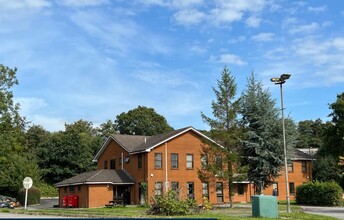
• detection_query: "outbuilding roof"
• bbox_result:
[54,169,135,187]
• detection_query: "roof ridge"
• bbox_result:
[87,169,103,181]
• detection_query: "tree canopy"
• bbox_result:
[31,120,102,184]
[0,64,41,197]
[296,119,328,149]
[115,106,173,135]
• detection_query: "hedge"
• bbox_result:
[296,181,342,206]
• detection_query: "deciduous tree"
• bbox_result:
[115,106,173,135]
[0,64,41,197]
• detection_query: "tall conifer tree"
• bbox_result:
[239,73,284,194]
[200,66,242,207]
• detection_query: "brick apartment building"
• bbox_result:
[55,126,313,208]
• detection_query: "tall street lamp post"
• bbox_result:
[271,74,291,213]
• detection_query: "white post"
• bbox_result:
[24,188,28,210]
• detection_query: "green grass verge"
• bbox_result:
[9,205,337,220]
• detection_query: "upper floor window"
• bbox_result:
[125,156,130,163]
[201,154,208,169]
[69,185,75,192]
[104,160,108,169]
[215,154,222,169]
[78,185,81,192]
[110,159,116,169]
[302,161,307,173]
[186,154,194,169]
[155,153,162,169]
[138,154,142,169]
[171,153,178,169]
[288,162,294,172]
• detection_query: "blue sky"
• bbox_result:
[1,0,344,131]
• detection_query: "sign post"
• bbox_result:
[23,177,33,210]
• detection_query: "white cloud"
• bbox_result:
[0,0,51,25]
[15,97,47,115]
[228,36,246,44]
[246,16,262,28]
[332,37,344,50]
[0,0,50,10]
[210,0,267,25]
[14,97,66,131]
[171,0,203,8]
[57,0,109,7]
[288,22,320,35]
[29,115,66,131]
[173,9,206,25]
[212,53,247,66]
[70,10,170,55]
[189,44,207,54]
[134,70,196,87]
[308,5,327,13]
[252,32,274,42]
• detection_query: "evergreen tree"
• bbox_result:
[239,73,284,194]
[200,66,242,207]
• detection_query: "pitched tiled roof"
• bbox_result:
[132,127,193,153]
[93,126,222,162]
[54,169,135,187]
[291,149,314,161]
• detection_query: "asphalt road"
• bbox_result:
[2,199,344,219]
[300,205,344,220]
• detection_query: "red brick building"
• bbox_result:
[55,126,313,208]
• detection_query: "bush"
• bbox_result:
[147,190,199,216]
[296,181,342,206]
[17,186,41,206]
[38,183,58,197]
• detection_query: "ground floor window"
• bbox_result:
[187,182,194,199]
[272,183,278,196]
[155,182,163,196]
[216,182,223,203]
[289,182,295,194]
[202,182,209,199]
[171,181,179,198]
[237,183,244,195]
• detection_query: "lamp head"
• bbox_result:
[280,74,291,80]
[270,77,280,83]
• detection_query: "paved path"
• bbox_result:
[300,206,344,220]
[0,212,69,218]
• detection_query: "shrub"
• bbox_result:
[17,186,41,206]
[147,190,199,216]
[201,196,212,211]
[296,181,342,206]
[38,183,58,197]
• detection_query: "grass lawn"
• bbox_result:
[4,204,338,220]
